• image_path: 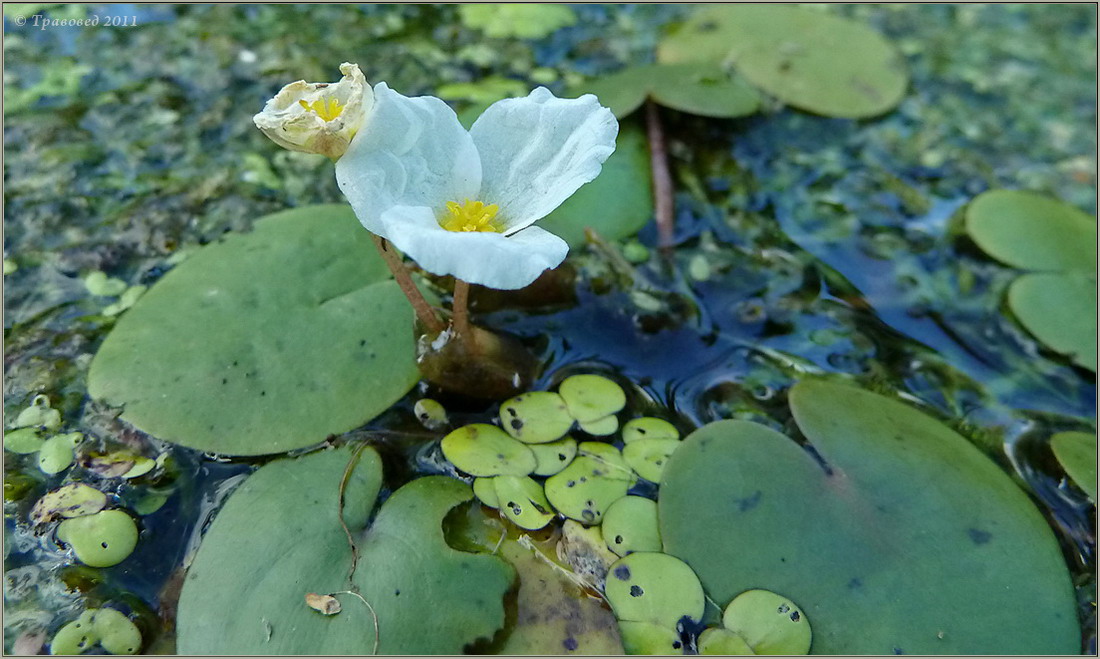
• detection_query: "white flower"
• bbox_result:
[335,84,618,290]
[253,62,372,159]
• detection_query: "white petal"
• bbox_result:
[380,205,569,290]
[470,87,618,234]
[335,83,481,237]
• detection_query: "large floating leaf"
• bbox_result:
[1051,431,1097,501]
[659,380,1079,654]
[178,450,513,654]
[87,205,419,456]
[1009,272,1097,371]
[658,5,908,118]
[965,190,1096,272]
[540,126,653,248]
[578,64,760,119]
[178,446,385,654]
[458,4,576,39]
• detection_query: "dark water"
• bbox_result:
[4,3,1095,654]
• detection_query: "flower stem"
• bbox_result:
[451,279,471,338]
[370,235,445,334]
[644,99,675,251]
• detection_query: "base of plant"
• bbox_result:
[415,323,540,400]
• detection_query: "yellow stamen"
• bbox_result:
[298,97,345,122]
[440,199,503,233]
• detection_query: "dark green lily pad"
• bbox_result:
[604,552,705,629]
[657,5,908,118]
[659,380,1079,654]
[179,448,513,654]
[1008,272,1096,370]
[965,190,1096,272]
[540,126,653,248]
[1051,431,1097,501]
[441,424,537,477]
[87,205,418,456]
[499,392,574,444]
[577,64,760,119]
[722,589,810,655]
[603,496,662,557]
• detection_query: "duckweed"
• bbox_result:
[499,391,574,444]
[558,375,626,423]
[602,496,662,557]
[494,475,555,530]
[722,589,811,655]
[604,552,705,629]
[622,418,680,444]
[528,437,578,476]
[56,509,139,567]
[440,423,537,477]
[623,438,681,483]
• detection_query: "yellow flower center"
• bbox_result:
[440,199,504,233]
[299,97,344,122]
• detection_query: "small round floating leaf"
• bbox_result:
[623,418,680,444]
[4,427,44,454]
[31,484,107,525]
[698,627,755,655]
[545,443,632,524]
[15,395,62,431]
[722,589,811,655]
[458,3,576,39]
[1051,431,1097,501]
[658,5,908,118]
[603,496,662,557]
[87,205,419,456]
[133,493,168,516]
[1008,272,1097,371]
[92,607,142,655]
[494,475,555,530]
[540,126,653,248]
[414,399,448,430]
[965,190,1096,272]
[604,552,705,628]
[56,509,138,568]
[50,611,98,655]
[441,424,537,477]
[529,437,578,476]
[624,439,681,483]
[84,271,128,297]
[617,621,684,655]
[38,433,81,475]
[499,391,574,444]
[473,477,500,508]
[580,414,619,437]
[558,375,627,423]
[121,457,155,479]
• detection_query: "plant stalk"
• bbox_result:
[370,235,445,334]
[645,99,675,251]
[451,279,471,339]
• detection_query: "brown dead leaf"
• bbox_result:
[304,592,341,615]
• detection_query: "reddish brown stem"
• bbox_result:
[370,235,445,334]
[451,279,471,338]
[645,99,675,251]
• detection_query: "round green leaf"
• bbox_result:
[38,433,82,475]
[604,552,705,629]
[966,190,1096,272]
[529,437,578,476]
[499,391,574,444]
[602,496,662,557]
[659,380,1079,654]
[579,414,620,436]
[623,438,681,483]
[722,589,811,655]
[458,3,576,39]
[623,418,680,444]
[56,509,138,568]
[617,621,684,655]
[658,5,908,118]
[698,627,754,655]
[87,205,419,456]
[539,127,653,248]
[4,427,44,454]
[545,442,633,524]
[1008,272,1097,371]
[473,477,500,508]
[15,394,62,431]
[441,424,537,477]
[579,64,760,119]
[494,475,555,530]
[1051,431,1097,501]
[92,608,142,655]
[414,398,448,430]
[50,611,98,655]
[558,374,627,423]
